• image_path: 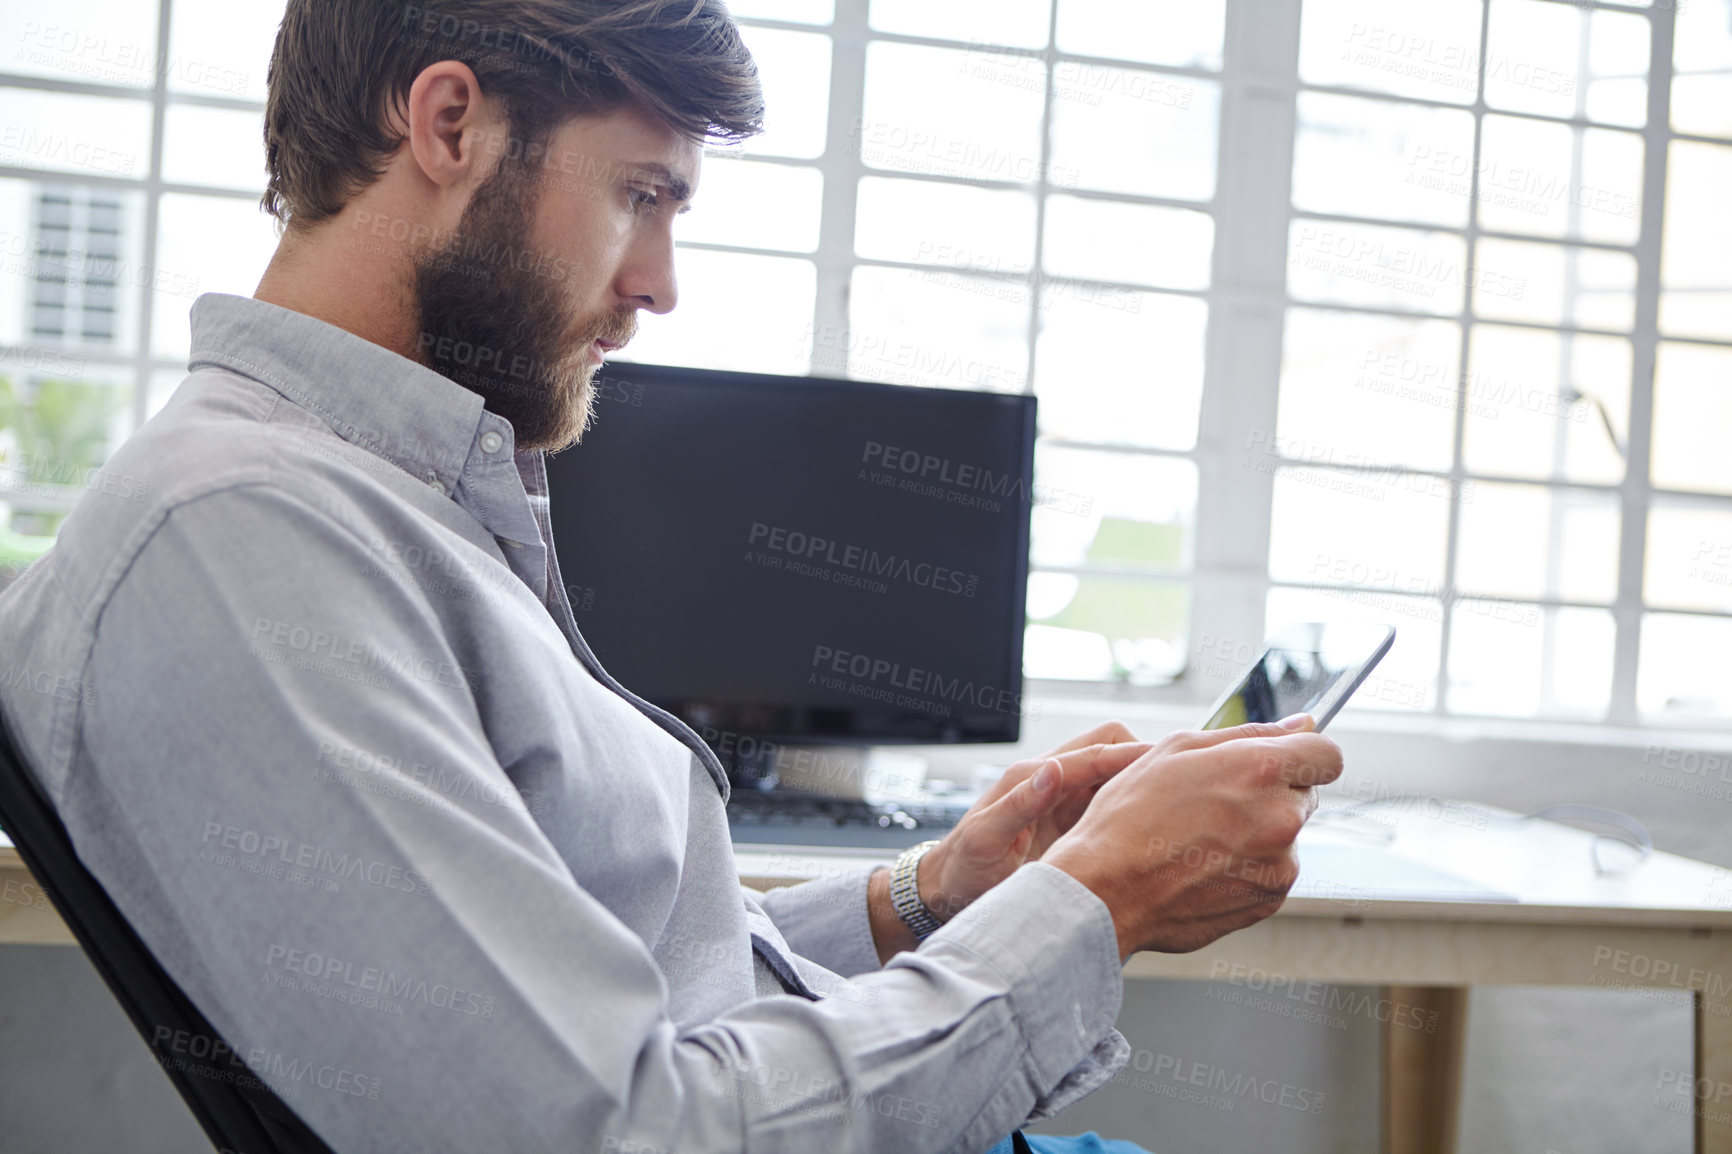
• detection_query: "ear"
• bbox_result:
[401,61,497,191]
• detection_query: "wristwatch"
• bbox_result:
[889,839,945,941]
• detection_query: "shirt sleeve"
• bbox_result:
[70,482,1127,1154]
[754,869,1133,1123]
[754,865,883,978]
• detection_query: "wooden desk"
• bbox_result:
[0,840,75,945]
[740,803,1732,1154]
[8,809,1732,1151]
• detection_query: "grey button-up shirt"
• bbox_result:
[0,294,1128,1154]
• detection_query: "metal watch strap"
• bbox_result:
[890,839,944,941]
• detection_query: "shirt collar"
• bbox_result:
[188,292,494,495]
[187,292,549,590]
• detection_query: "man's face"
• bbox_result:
[412,103,698,454]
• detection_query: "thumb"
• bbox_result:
[971,758,1063,843]
[1175,712,1314,751]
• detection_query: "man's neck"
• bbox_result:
[254,219,424,365]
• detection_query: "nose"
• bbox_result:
[616,226,678,316]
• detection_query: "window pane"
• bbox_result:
[0,182,34,348]
[1448,603,1613,718]
[1462,326,1629,484]
[1660,141,1732,341]
[1268,466,1452,589]
[1485,0,1648,127]
[1673,0,1732,138]
[1298,0,1483,105]
[678,157,822,253]
[1288,220,1466,316]
[0,180,149,352]
[1278,308,1460,473]
[148,368,186,422]
[1029,445,1195,571]
[1455,484,1619,603]
[1048,71,1219,202]
[1043,197,1211,291]
[1652,341,1732,496]
[1292,93,1476,227]
[1476,117,1643,246]
[1646,502,1732,613]
[733,0,834,25]
[168,0,285,102]
[152,195,278,360]
[1583,8,1651,128]
[1266,586,1441,714]
[623,249,814,376]
[1028,443,1194,685]
[1026,579,1189,683]
[0,368,134,545]
[871,0,1050,49]
[163,106,268,193]
[1035,289,1204,450]
[1056,0,1225,70]
[738,27,832,160]
[854,178,1036,271]
[1,0,160,89]
[1640,613,1732,718]
[860,42,1046,183]
[0,89,150,180]
[1471,238,1636,331]
[843,265,1027,390]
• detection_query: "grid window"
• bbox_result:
[626,1,1226,687]
[1277,0,1730,725]
[3,0,1729,731]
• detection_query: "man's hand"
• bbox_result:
[868,722,1149,963]
[1042,716,1343,961]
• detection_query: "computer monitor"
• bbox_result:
[545,362,1036,797]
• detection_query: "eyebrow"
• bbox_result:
[628,162,693,206]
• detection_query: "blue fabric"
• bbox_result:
[1025,1133,1154,1154]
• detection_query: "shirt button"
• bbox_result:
[479,430,504,454]
[427,476,448,496]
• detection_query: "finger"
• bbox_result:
[1049,740,1157,791]
[974,757,1045,806]
[990,740,1153,804]
[1034,742,1159,840]
[1041,719,1138,759]
[1270,733,1343,789]
[1160,714,1315,754]
[967,758,1066,844]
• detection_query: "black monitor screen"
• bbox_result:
[545,363,1036,756]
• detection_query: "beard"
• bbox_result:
[411,159,636,454]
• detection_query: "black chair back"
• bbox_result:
[0,705,337,1154]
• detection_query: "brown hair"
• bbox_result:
[261,0,763,227]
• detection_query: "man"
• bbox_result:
[0,2,1341,1152]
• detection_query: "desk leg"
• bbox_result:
[1699,988,1732,1153]
[1381,986,1468,1154]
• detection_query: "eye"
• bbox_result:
[627,186,660,212]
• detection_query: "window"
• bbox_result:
[0,0,282,560]
[1273,0,1730,726]
[3,0,1727,729]
[639,0,1228,689]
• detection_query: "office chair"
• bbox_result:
[0,705,338,1154]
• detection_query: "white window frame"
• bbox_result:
[3,0,1727,747]
[725,0,1732,742]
